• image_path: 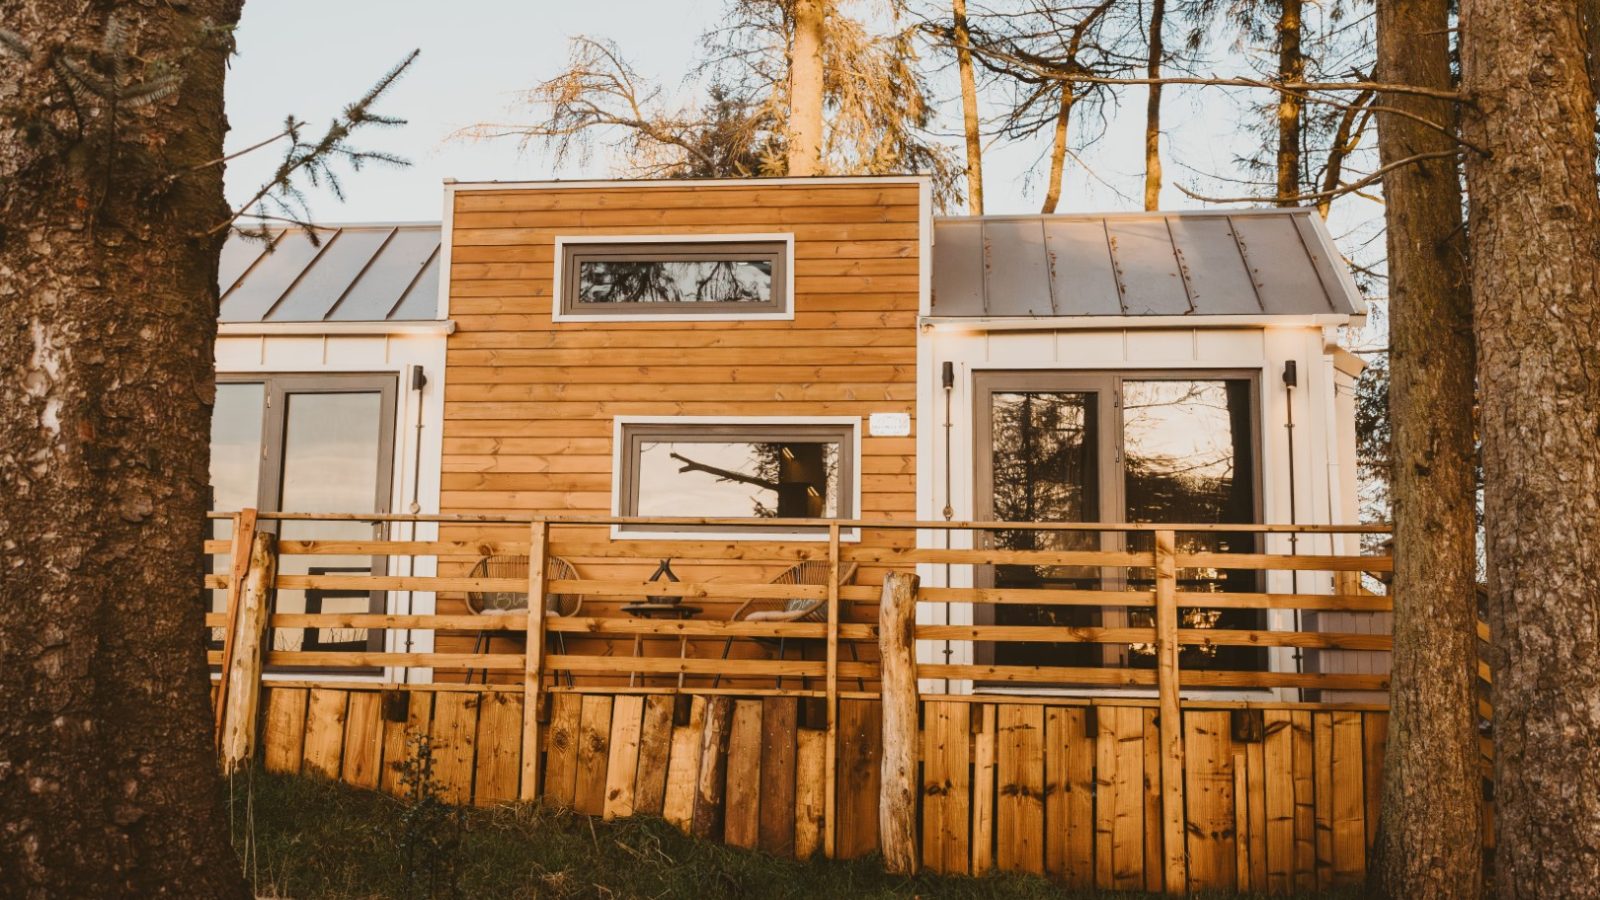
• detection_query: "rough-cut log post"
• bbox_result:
[519,520,550,800]
[219,531,277,774]
[212,508,258,749]
[878,570,920,874]
[692,695,735,841]
[823,522,841,857]
[1154,529,1188,894]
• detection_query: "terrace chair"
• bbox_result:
[713,560,860,690]
[466,554,581,685]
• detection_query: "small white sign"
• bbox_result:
[869,412,912,437]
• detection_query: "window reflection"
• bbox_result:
[989,392,1105,669]
[207,382,265,642]
[274,392,385,653]
[579,259,773,304]
[635,439,840,519]
[1122,379,1262,671]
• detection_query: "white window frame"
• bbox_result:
[552,233,797,323]
[610,415,861,541]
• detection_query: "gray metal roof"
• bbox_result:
[218,223,441,323]
[930,209,1364,320]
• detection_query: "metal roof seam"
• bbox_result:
[322,226,398,321]
[259,227,342,321]
[385,242,442,322]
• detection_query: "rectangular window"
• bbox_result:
[555,236,792,320]
[206,374,397,667]
[615,420,857,536]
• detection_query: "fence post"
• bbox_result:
[877,570,920,874]
[213,508,258,751]
[1154,529,1189,894]
[823,522,841,858]
[219,530,277,774]
[519,519,550,801]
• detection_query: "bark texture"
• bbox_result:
[788,0,827,176]
[1275,0,1303,205]
[1041,90,1073,213]
[1459,1,1600,894]
[1143,0,1166,210]
[952,0,984,214]
[0,2,249,897]
[1370,0,1483,896]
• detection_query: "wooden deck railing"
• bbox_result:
[204,510,1405,894]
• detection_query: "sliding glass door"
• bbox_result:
[976,371,1265,676]
[207,374,396,661]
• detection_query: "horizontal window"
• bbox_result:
[615,420,856,536]
[556,237,791,319]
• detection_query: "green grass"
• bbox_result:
[230,770,1358,900]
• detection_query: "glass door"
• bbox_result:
[975,374,1118,668]
[974,371,1264,677]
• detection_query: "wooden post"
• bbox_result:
[219,530,276,774]
[823,522,840,858]
[212,508,258,750]
[877,571,920,874]
[692,695,735,841]
[519,520,550,801]
[1154,529,1189,894]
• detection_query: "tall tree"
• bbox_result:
[1274,0,1303,204]
[1369,0,1483,896]
[1460,2,1600,893]
[789,0,828,174]
[951,0,985,212]
[1143,0,1167,208]
[0,4,248,895]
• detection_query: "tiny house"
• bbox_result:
[205,175,1419,891]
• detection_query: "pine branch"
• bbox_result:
[1176,149,1460,205]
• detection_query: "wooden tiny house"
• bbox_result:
[201,174,1443,895]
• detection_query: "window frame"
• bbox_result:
[611,416,861,541]
[552,233,795,322]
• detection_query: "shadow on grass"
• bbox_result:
[230,769,1360,900]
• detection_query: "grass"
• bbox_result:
[230,770,1359,900]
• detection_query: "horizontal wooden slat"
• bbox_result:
[547,655,877,678]
[1175,553,1394,573]
[920,664,1159,686]
[844,547,1154,567]
[1173,591,1393,612]
[915,586,1156,607]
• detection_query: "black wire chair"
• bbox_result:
[466,554,581,684]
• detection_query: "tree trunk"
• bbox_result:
[1460,2,1600,894]
[788,0,827,176]
[1041,88,1074,213]
[1276,0,1304,205]
[0,3,250,897]
[1369,0,1483,896]
[952,0,984,214]
[1143,0,1166,210]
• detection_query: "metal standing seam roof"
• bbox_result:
[217,223,442,323]
[930,209,1366,320]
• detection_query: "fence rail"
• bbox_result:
[206,509,1410,894]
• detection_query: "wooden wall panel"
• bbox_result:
[437,180,924,681]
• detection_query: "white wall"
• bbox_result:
[914,323,1365,699]
[216,329,449,683]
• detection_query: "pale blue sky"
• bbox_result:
[221,0,1380,269]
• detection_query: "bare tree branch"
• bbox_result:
[1176,149,1460,205]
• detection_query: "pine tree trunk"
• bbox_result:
[788,0,827,176]
[0,3,250,897]
[952,0,984,214]
[1370,0,1483,895]
[1459,2,1600,894]
[1275,0,1304,204]
[1041,89,1074,213]
[1143,0,1166,210]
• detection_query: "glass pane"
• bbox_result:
[579,258,773,304]
[635,439,840,520]
[274,392,385,653]
[988,391,1104,668]
[208,383,265,641]
[1122,379,1261,670]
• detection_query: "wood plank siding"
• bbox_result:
[436,178,926,681]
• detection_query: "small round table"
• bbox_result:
[620,601,703,688]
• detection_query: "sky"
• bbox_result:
[222,0,1277,223]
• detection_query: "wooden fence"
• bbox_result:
[202,511,1466,895]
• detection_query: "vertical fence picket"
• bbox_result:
[823,522,840,858]
[212,508,258,751]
